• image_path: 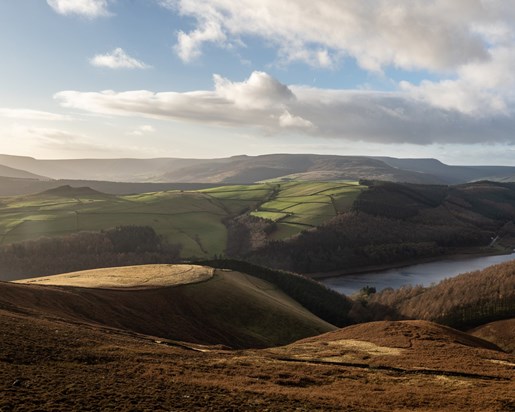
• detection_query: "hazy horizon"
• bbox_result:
[1,1,515,165]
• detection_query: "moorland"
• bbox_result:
[1,261,514,411]
[0,154,514,411]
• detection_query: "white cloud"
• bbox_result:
[160,1,515,120]
[54,71,515,145]
[130,125,156,136]
[0,108,71,121]
[90,48,151,69]
[175,22,227,63]
[47,0,111,18]
[278,111,314,130]
[163,0,515,71]
[401,47,515,115]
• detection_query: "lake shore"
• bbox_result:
[307,246,514,281]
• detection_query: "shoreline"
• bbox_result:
[307,246,514,281]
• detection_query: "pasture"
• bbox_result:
[0,181,365,256]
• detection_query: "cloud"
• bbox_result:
[278,111,314,130]
[176,22,227,63]
[0,108,71,121]
[130,125,156,136]
[90,48,151,69]
[162,0,515,72]
[47,0,111,18]
[160,1,515,120]
[401,47,515,115]
[54,71,515,145]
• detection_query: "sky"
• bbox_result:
[1,0,515,164]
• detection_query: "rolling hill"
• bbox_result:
[2,180,515,279]
[469,319,515,353]
[0,181,363,258]
[1,305,512,411]
[2,153,515,186]
[8,264,336,348]
[0,164,48,180]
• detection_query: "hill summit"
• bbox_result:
[39,185,108,197]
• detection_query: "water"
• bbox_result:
[321,253,515,296]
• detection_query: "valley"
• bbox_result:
[0,155,514,411]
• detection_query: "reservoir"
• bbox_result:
[321,253,515,296]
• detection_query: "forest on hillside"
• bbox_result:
[0,226,181,280]
[232,181,515,273]
[364,260,515,329]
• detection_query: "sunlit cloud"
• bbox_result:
[90,48,151,70]
[47,0,111,18]
[129,125,157,136]
[54,71,515,145]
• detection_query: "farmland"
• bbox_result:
[248,181,364,239]
[0,181,364,258]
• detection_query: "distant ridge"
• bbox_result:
[0,163,48,180]
[2,153,515,185]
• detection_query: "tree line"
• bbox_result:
[0,226,181,279]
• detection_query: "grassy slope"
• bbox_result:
[469,318,515,353]
[0,181,364,257]
[249,181,364,238]
[0,188,261,257]
[14,264,214,289]
[6,266,335,348]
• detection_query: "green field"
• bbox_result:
[249,181,365,239]
[0,181,365,257]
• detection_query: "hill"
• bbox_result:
[469,319,515,353]
[1,310,512,411]
[0,163,48,180]
[7,264,336,348]
[0,176,221,196]
[0,181,363,258]
[246,181,515,273]
[3,153,515,185]
[367,259,515,329]
[377,157,515,184]
[2,180,515,277]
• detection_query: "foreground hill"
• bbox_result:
[6,264,337,348]
[469,319,515,353]
[3,153,515,185]
[0,309,512,411]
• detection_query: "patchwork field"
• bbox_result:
[0,181,364,257]
[248,181,364,238]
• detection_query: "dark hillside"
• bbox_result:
[241,181,515,273]
[368,260,515,329]
[200,259,354,327]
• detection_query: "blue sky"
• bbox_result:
[1,0,515,164]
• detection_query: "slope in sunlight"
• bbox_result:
[6,264,335,348]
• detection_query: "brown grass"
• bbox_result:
[14,264,214,289]
[469,318,515,353]
[1,311,513,412]
[3,267,334,349]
